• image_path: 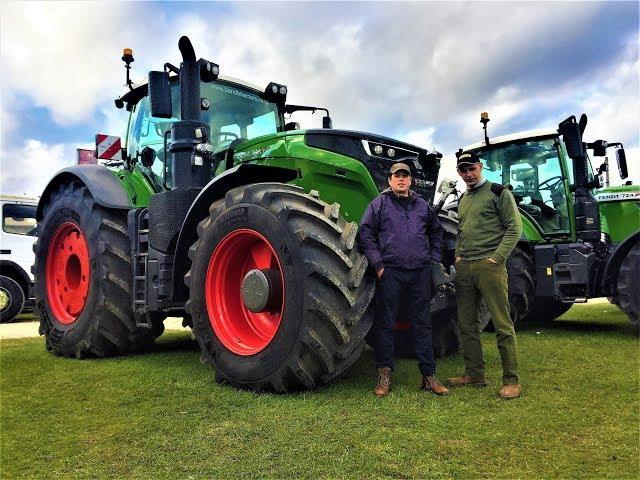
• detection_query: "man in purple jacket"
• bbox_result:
[358,162,449,397]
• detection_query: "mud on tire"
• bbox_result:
[186,183,375,392]
[33,181,163,358]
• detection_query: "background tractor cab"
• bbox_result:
[446,113,639,332]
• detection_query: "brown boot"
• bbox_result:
[499,384,521,399]
[445,374,488,388]
[421,375,449,395]
[374,367,392,396]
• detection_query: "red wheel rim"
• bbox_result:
[205,229,285,355]
[45,222,90,324]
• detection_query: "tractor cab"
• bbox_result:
[465,132,572,238]
[124,77,285,190]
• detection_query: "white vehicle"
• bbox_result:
[1,195,38,322]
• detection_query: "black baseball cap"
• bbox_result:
[457,151,480,168]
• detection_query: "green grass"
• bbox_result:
[1,303,638,479]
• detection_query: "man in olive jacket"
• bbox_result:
[358,162,448,397]
[447,151,523,399]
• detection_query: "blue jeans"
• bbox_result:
[374,265,435,376]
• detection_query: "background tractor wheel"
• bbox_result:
[478,246,535,331]
[33,181,163,358]
[0,275,25,323]
[186,183,375,392]
[526,297,572,323]
[615,239,640,334]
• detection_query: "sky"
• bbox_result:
[1,1,638,197]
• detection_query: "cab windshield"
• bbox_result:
[127,81,282,189]
[473,137,570,235]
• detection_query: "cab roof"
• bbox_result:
[462,128,558,152]
[118,74,265,110]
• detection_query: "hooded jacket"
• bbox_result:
[358,188,443,272]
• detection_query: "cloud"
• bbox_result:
[0,139,73,196]
[0,1,637,199]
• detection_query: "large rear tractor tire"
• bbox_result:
[33,181,163,358]
[615,239,640,334]
[478,246,535,331]
[186,183,375,392]
[0,275,25,323]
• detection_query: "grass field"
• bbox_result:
[1,303,638,479]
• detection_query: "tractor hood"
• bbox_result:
[596,184,640,243]
[303,129,442,201]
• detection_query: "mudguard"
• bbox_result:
[172,163,298,302]
[36,165,132,220]
[602,230,640,297]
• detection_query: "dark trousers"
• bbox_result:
[375,266,435,376]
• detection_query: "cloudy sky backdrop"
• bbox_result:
[1,1,638,196]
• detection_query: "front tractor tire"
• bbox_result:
[186,183,375,392]
[33,182,163,358]
[615,238,640,334]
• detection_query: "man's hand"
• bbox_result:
[487,257,498,264]
[455,256,461,264]
[376,268,385,279]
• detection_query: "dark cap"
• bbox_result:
[457,151,480,168]
[389,162,411,176]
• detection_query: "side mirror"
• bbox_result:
[322,116,332,129]
[616,148,628,179]
[148,71,172,118]
[140,146,156,167]
[284,121,300,131]
[558,116,585,160]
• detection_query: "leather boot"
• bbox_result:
[445,374,488,388]
[421,375,449,395]
[499,384,521,399]
[374,367,392,396]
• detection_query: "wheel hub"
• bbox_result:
[205,229,285,355]
[0,288,9,312]
[45,222,90,324]
[241,269,282,313]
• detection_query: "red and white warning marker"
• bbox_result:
[95,134,122,161]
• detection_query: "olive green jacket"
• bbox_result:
[454,181,522,263]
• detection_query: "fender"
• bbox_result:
[172,163,298,302]
[0,260,32,294]
[36,165,132,220]
[602,230,640,297]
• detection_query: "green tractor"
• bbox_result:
[449,113,639,331]
[32,37,459,392]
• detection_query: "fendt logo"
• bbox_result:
[95,134,122,161]
[595,191,640,203]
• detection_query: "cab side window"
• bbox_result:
[127,88,180,190]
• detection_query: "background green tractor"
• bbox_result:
[32,36,459,392]
[448,113,639,332]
